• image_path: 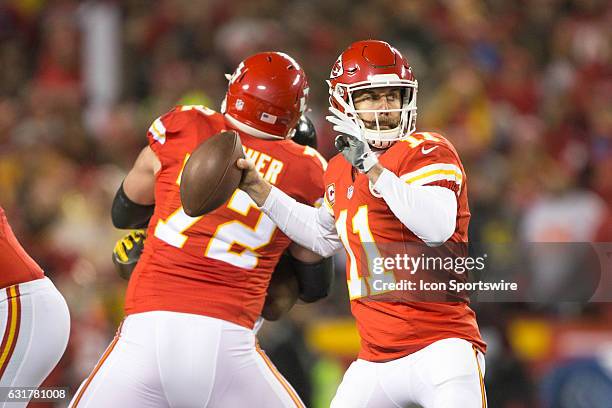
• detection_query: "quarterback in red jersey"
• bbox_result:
[70,52,330,408]
[239,40,487,407]
[0,207,70,407]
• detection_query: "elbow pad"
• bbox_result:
[293,255,335,303]
[111,183,155,229]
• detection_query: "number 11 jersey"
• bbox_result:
[323,132,486,362]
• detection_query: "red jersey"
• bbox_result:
[323,131,485,362]
[125,106,326,328]
[0,207,44,288]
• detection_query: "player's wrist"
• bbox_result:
[246,179,272,207]
[365,163,384,183]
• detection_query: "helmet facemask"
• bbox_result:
[330,74,418,149]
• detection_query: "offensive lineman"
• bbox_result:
[110,115,327,324]
[238,40,488,407]
[69,52,331,408]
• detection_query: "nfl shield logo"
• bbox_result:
[347,185,354,199]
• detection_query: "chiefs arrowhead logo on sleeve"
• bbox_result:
[326,183,335,206]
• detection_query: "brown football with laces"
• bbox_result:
[180,130,244,217]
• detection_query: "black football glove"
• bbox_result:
[112,230,146,280]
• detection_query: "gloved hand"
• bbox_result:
[326,106,378,173]
[112,230,146,280]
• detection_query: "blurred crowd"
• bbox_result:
[0,0,610,407]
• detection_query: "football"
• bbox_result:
[180,130,244,217]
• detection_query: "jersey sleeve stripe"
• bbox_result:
[403,169,462,185]
[402,171,463,194]
[149,118,167,145]
[400,163,463,192]
[400,163,463,182]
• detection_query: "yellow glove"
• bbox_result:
[112,230,146,280]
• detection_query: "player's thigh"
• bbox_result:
[0,278,69,392]
[155,312,223,408]
[210,342,305,408]
[12,280,70,387]
[415,338,487,408]
[333,357,425,408]
[331,359,402,408]
[68,316,168,408]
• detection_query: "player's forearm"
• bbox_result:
[261,187,342,257]
[374,169,457,246]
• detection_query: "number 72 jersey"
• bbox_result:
[323,132,486,362]
[124,106,326,329]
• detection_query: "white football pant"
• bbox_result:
[69,311,304,408]
[0,277,70,408]
[331,338,487,408]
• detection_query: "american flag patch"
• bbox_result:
[260,112,277,124]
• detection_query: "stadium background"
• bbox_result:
[0,0,610,407]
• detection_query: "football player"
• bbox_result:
[238,40,487,407]
[69,53,332,408]
[0,206,70,407]
[109,116,331,321]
